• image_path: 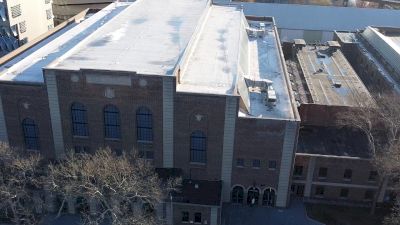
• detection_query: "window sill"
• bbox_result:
[190,162,206,166]
[104,138,121,142]
[73,135,89,139]
[268,168,276,171]
[236,165,245,168]
[315,195,324,198]
[252,167,261,170]
[343,179,352,182]
[318,177,327,180]
[137,140,153,144]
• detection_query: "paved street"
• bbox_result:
[222,200,324,225]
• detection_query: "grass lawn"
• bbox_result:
[305,203,390,225]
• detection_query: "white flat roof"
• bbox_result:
[242,22,294,119]
[238,3,400,32]
[0,3,131,83]
[49,0,209,75]
[177,5,242,95]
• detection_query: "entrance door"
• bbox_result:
[262,188,276,207]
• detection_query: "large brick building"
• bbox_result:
[0,0,393,224]
[0,1,301,224]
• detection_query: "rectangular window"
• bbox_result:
[74,146,90,154]
[318,167,328,178]
[181,211,189,223]
[252,159,261,169]
[46,9,52,20]
[364,190,374,200]
[19,21,26,33]
[293,165,303,177]
[194,212,202,223]
[315,186,324,197]
[268,160,277,170]
[340,188,349,198]
[368,171,378,182]
[11,4,21,18]
[343,169,352,180]
[236,158,244,167]
[138,143,154,160]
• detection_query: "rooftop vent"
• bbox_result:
[294,39,306,49]
[266,85,277,104]
[327,41,341,52]
[333,80,342,88]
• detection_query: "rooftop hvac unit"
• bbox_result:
[266,85,277,104]
[333,80,342,88]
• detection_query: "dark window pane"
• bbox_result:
[268,160,277,169]
[22,118,39,150]
[318,167,328,178]
[190,131,206,163]
[182,211,189,222]
[315,186,324,196]
[294,165,303,176]
[364,190,374,200]
[368,171,378,181]
[253,159,261,168]
[194,212,201,223]
[340,188,349,198]
[236,158,244,167]
[136,107,153,142]
[71,103,89,136]
[344,169,352,180]
[104,105,121,139]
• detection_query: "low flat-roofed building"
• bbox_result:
[287,40,374,125]
[335,27,400,95]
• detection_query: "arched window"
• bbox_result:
[22,118,39,150]
[136,107,153,142]
[104,105,121,139]
[262,188,276,207]
[247,187,259,206]
[231,186,244,204]
[71,103,88,137]
[190,130,206,163]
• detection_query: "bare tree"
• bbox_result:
[0,143,44,225]
[384,199,400,225]
[48,148,178,225]
[337,94,400,215]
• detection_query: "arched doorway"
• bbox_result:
[262,188,276,207]
[247,187,260,206]
[231,186,244,204]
